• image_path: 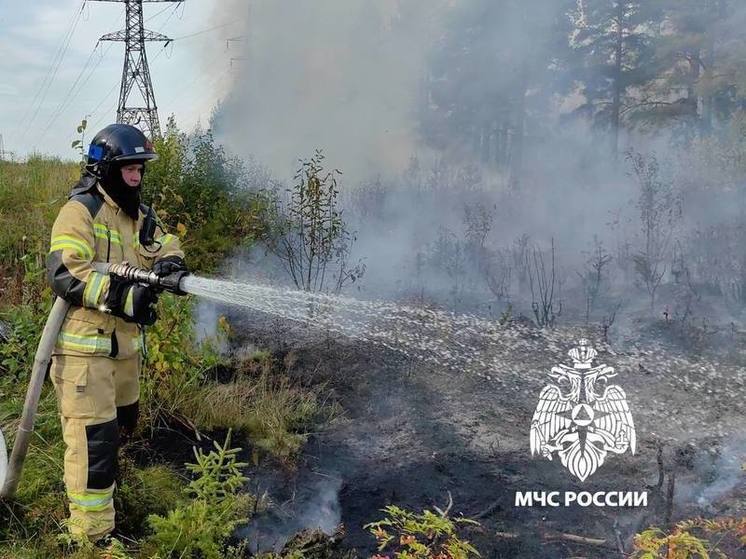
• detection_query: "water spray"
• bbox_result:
[0,262,190,499]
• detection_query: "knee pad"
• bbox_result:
[85,418,119,490]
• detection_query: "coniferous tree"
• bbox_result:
[635,0,746,139]
[569,1,664,157]
[419,0,573,189]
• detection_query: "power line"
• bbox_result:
[15,0,86,133]
[172,22,235,41]
[38,42,113,141]
[87,80,122,130]
[34,5,122,142]
[17,1,87,141]
[144,2,173,23]
[154,2,181,31]
[161,54,231,110]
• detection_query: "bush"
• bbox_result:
[633,518,746,559]
[139,294,228,434]
[365,505,481,559]
[143,116,273,273]
[261,150,365,293]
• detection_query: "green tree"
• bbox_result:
[634,0,746,139]
[419,0,573,189]
[626,149,680,312]
[569,1,664,157]
[262,150,365,293]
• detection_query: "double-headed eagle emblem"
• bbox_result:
[530,339,636,481]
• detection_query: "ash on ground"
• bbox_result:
[225,308,745,558]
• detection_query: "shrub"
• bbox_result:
[365,505,481,559]
[261,150,365,293]
[139,294,228,433]
[633,518,746,559]
[143,117,272,273]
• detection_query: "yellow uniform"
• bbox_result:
[47,176,183,539]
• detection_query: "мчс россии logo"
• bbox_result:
[530,339,636,482]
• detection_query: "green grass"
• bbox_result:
[0,157,77,307]
[184,369,339,462]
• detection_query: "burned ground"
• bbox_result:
[224,308,745,558]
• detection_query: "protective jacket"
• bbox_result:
[47,175,184,359]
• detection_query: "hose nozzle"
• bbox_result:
[107,262,159,285]
[100,262,189,295]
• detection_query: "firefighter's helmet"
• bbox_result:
[85,123,158,180]
[85,123,157,218]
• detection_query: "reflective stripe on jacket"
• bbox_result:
[47,179,184,359]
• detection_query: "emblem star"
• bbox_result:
[556,404,611,427]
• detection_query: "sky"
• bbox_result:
[0,0,242,160]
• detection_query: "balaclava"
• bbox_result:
[100,160,146,220]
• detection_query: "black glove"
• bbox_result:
[152,255,190,296]
[105,275,159,326]
[153,255,188,277]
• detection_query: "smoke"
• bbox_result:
[240,476,342,553]
[207,0,448,181]
[675,436,746,510]
[185,4,746,552]
[198,2,633,311]
[194,1,746,328]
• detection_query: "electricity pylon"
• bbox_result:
[90,0,183,139]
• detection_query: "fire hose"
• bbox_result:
[0,262,189,499]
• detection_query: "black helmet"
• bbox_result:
[85,124,158,219]
[86,123,158,173]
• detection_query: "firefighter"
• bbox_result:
[46,123,188,541]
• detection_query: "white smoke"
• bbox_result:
[241,476,342,553]
[204,0,448,182]
[675,436,746,510]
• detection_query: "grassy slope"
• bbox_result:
[0,158,78,307]
[0,158,329,558]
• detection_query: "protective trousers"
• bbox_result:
[50,353,140,540]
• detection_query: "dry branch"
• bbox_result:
[434,490,454,517]
[544,532,608,546]
[494,530,613,549]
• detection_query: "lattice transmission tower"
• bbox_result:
[90,0,184,139]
